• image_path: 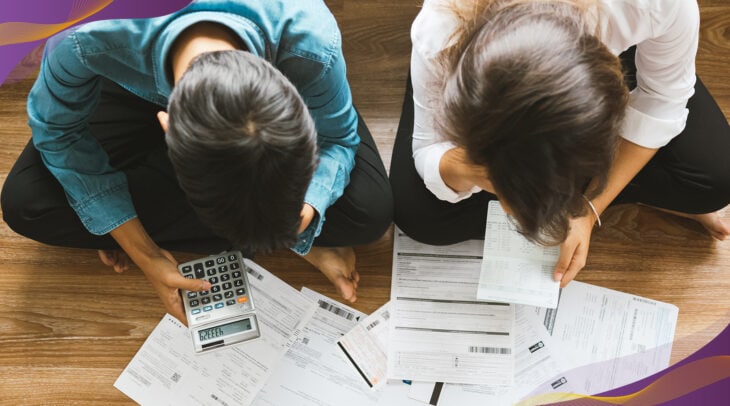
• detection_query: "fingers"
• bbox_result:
[172,274,212,292]
[559,242,588,288]
[164,294,189,327]
[553,244,573,283]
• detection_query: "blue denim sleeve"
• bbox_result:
[27,32,137,235]
[291,46,359,255]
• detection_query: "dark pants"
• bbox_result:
[389,49,730,245]
[1,79,393,254]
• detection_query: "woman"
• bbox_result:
[390,0,730,287]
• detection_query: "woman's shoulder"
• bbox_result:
[411,0,461,60]
[598,0,696,53]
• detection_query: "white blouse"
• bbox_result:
[411,0,700,202]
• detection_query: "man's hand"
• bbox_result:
[109,218,210,325]
[136,248,211,325]
[553,214,595,287]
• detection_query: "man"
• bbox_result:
[1,0,393,323]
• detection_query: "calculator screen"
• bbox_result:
[198,318,253,343]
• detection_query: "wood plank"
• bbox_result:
[0,1,728,403]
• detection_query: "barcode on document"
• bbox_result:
[318,300,355,320]
[467,346,511,355]
[247,268,264,281]
[366,320,380,331]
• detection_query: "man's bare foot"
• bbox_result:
[650,206,730,241]
[302,246,359,303]
[98,249,131,273]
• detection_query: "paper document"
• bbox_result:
[337,302,391,388]
[436,305,574,405]
[478,200,560,308]
[389,230,514,386]
[254,288,424,406]
[531,281,678,394]
[114,261,317,406]
[252,287,375,406]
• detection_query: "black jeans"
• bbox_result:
[389,49,730,245]
[2,79,393,254]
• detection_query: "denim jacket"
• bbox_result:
[27,0,359,255]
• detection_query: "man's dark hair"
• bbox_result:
[440,1,629,245]
[166,50,318,253]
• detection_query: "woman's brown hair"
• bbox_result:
[437,0,628,244]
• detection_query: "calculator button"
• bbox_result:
[191,309,201,315]
[232,271,242,278]
[205,260,215,267]
[223,282,232,290]
[226,300,236,306]
[230,262,240,270]
[228,254,238,261]
[237,296,248,303]
[216,257,226,264]
[203,305,213,312]
[184,274,193,279]
[224,291,234,299]
[200,290,209,296]
[220,274,230,282]
[234,279,243,287]
[182,265,192,274]
[213,294,222,301]
[194,263,205,279]
[218,265,228,273]
[202,297,211,304]
[236,288,246,295]
[211,285,221,293]
[190,299,199,307]
[206,268,217,276]
[215,303,224,309]
[187,292,197,299]
[209,277,219,285]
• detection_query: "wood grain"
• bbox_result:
[0,1,728,403]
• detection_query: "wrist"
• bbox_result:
[582,195,602,227]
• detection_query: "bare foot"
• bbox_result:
[302,246,359,303]
[98,249,131,273]
[650,207,730,241]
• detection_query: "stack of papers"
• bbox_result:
[115,213,678,405]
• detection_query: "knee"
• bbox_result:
[356,188,394,244]
[1,171,56,242]
[1,172,33,237]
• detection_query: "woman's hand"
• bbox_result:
[554,214,595,287]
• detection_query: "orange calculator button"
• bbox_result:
[237,296,248,303]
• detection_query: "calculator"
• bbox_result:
[178,251,260,353]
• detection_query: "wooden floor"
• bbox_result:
[1,1,728,403]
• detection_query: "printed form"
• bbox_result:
[389,230,514,386]
[530,281,678,394]
[337,302,392,389]
[479,200,560,308]
[253,288,426,406]
[114,261,317,406]
[436,304,575,405]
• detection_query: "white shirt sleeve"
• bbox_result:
[600,0,699,148]
[411,0,483,202]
